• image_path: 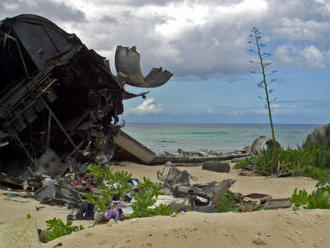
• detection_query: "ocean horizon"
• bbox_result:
[122,123,319,154]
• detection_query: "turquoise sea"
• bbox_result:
[122,123,318,154]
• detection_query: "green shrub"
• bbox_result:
[235,145,330,180]
[216,191,240,213]
[44,218,83,242]
[131,190,156,218]
[290,177,330,210]
[290,188,309,210]
[86,166,174,218]
[152,204,176,216]
[85,164,132,212]
[130,177,175,218]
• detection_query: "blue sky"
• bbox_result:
[1,0,330,124]
[123,66,330,124]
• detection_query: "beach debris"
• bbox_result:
[105,208,122,222]
[4,193,15,198]
[304,123,330,147]
[167,162,202,167]
[23,176,45,191]
[35,183,83,205]
[121,206,134,218]
[52,243,63,248]
[0,14,172,183]
[113,129,156,164]
[231,157,248,163]
[263,198,292,209]
[93,211,107,224]
[35,205,46,211]
[178,148,204,157]
[171,184,210,206]
[211,179,236,204]
[157,162,197,187]
[243,193,272,206]
[202,161,230,173]
[251,136,281,155]
[35,149,68,177]
[152,150,251,165]
[154,195,187,210]
[74,202,94,220]
[157,163,235,211]
[161,151,175,156]
[242,146,252,153]
[200,149,223,156]
[194,205,216,213]
[115,46,172,88]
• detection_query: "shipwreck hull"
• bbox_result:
[0,15,123,169]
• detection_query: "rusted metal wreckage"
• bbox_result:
[0,14,173,174]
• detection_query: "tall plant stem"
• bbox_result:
[253,29,279,171]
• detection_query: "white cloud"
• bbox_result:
[275,45,297,64]
[299,45,326,69]
[1,0,330,78]
[129,98,163,115]
[275,44,328,69]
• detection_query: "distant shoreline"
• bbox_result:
[124,122,320,126]
[122,123,318,154]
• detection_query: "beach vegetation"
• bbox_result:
[216,191,240,213]
[290,176,330,210]
[235,143,330,180]
[85,164,132,212]
[131,177,175,218]
[44,218,84,242]
[85,165,175,217]
[248,27,279,172]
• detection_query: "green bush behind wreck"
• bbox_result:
[235,143,330,180]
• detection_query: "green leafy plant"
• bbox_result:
[139,176,163,198]
[216,191,240,213]
[316,174,330,188]
[290,188,309,210]
[248,27,279,172]
[290,178,330,210]
[85,164,132,212]
[130,177,174,218]
[131,190,156,218]
[44,218,83,242]
[152,204,176,216]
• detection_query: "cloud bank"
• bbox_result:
[1,0,330,80]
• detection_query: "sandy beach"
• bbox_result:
[1,161,329,248]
